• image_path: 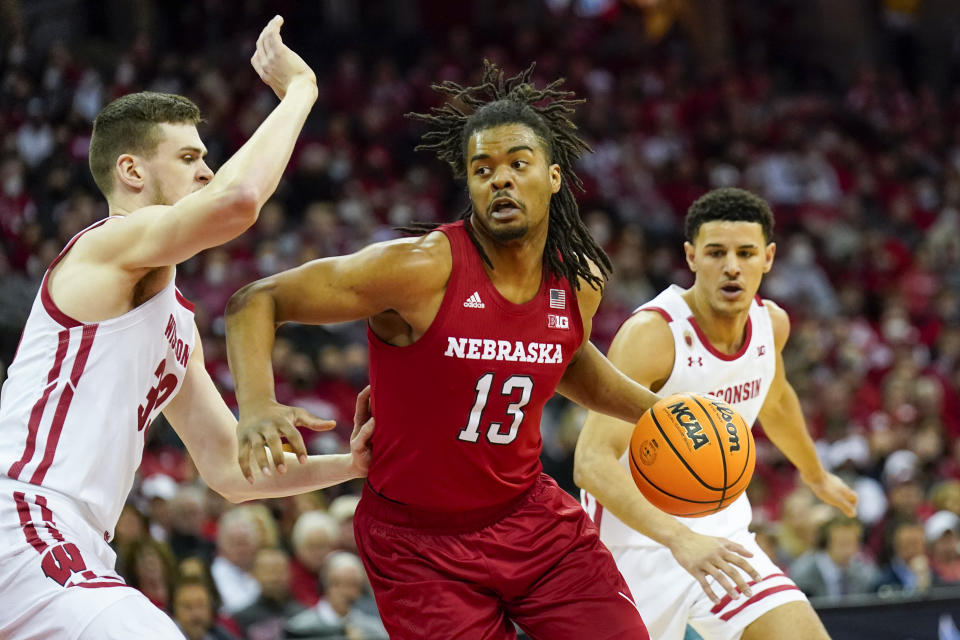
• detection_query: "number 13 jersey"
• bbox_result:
[366,221,584,511]
[0,218,195,538]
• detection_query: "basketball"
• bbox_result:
[629,392,755,517]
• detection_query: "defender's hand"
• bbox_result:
[668,530,761,604]
[251,15,317,100]
[348,386,375,477]
[237,401,335,483]
[803,470,858,518]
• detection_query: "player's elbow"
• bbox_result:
[572,444,596,492]
[225,278,272,320]
[218,185,262,233]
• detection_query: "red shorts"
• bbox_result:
[354,474,649,640]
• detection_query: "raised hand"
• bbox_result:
[669,530,762,604]
[237,400,335,483]
[250,15,317,100]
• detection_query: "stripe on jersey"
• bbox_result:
[7,329,71,480]
[30,324,98,485]
[14,491,47,552]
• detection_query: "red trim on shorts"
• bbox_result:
[594,502,604,529]
[175,288,195,312]
[70,582,135,590]
[718,584,802,621]
[7,330,71,480]
[13,491,48,553]
[710,573,786,613]
[642,306,673,323]
[30,324,98,485]
[687,315,752,361]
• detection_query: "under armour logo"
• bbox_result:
[757,346,766,356]
[688,357,703,367]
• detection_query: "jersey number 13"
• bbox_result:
[457,373,533,445]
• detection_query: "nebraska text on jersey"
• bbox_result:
[444,337,563,364]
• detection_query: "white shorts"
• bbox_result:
[0,482,184,639]
[611,528,807,640]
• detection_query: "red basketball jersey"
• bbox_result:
[366,221,584,511]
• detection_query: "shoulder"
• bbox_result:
[572,258,608,316]
[615,308,676,353]
[759,298,790,350]
[353,230,451,284]
[606,308,676,388]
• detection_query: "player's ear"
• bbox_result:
[763,242,776,274]
[549,163,562,194]
[116,154,145,192]
[684,241,697,272]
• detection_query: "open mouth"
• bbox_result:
[489,197,522,219]
[720,282,743,298]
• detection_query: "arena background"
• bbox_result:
[3,1,960,638]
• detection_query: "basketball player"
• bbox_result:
[225,64,681,639]
[577,187,859,640]
[0,17,373,640]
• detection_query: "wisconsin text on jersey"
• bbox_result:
[163,314,190,367]
[708,377,763,405]
[443,337,564,364]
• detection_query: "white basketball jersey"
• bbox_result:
[584,284,777,548]
[0,217,195,539]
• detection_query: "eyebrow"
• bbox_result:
[469,145,535,164]
[704,243,760,249]
[179,146,207,156]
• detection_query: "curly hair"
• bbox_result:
[685,188,775,244]
[403,61,610,292]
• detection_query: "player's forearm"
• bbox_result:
[559,343,660,422]
[574,418,691,548]
[760,387,826,481]
[225,281,281,408]
[214,452,361,503]
[210,79,317,207]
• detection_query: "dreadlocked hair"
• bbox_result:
[402,61,611,292]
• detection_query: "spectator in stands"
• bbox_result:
[790,516,878,599]
[874,519,932,594]
[232,548,304,640]
[289,510,339,607]
[285,551,387,640]
[173,577,239,640]
[168,485,215,564]
[926,510,960,585]
[120,537,180,611]
[211,508,262,614]
[328,494,361,554]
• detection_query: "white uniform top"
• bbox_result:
[585,284,777,548]
[0,217,195,539]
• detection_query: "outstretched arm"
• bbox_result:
[163,327,373,503]
[573,310,762,603]
[758,301,858,517]
[80,16,319,271]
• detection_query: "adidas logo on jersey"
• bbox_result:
[463,292,485,309]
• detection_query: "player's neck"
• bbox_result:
[469,217,547,304]
[682,288,750,355]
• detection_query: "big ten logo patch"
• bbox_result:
[547,314,569,330]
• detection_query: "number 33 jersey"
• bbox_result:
[0,218,195,537]
[366,221,584,511]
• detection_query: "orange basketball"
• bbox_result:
[629,392,755,517]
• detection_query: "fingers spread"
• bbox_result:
[294,408,335,431]
[238,440,254,484]
[265,431,286,474]
[696,575,719,604]
[252,434,271,478]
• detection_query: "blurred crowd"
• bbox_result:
[3,0,960,636]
